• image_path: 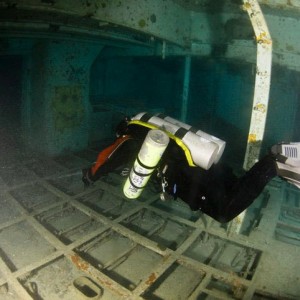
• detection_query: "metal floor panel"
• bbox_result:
[0,149,300,300]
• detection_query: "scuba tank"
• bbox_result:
[156,113,225,163]
[132,112,225,170]
[123,129,170,199]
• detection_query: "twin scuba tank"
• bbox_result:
[123,112,226,199]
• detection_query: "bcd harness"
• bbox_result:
[128,113,226,199]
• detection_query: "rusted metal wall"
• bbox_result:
[1,0,299,156]
[189,0,300,70]
[23,40,101,155]
[0,0,191,47]
[1,0,299,69]
[45,41,101,154]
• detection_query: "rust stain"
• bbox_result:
[248,134,256,143]
[254,103,266,113]
[96,277,125,297]
[145,273,157,285]
[231,275,245,298]
[71,254,89,271]
[242,2,251,11]
[256,32,272,45]
[104,280,111,286]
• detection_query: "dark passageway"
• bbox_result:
[0,55,23,155]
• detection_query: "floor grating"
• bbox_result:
[0,149,299,299]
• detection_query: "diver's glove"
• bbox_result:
[271,142,300,189]
[82,168,93,188]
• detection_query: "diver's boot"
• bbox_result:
[271,142,300,188]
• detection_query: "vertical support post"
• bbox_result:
[181,55,191,122]
[229,0,272,235]
[242,0,273,170]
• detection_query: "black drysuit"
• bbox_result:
[83,123,277,223]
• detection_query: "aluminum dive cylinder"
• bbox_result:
[123,129,170,199]
[159,114,226,163]
[132,112,219,169]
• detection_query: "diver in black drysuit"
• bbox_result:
[82,118,286,223]
[161,144,277,223]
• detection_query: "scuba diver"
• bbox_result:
[82,112,300,223]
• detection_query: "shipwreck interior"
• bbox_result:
[0,0,300,299]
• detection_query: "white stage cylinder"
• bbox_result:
[162,115,226,163]
[123,129,170,199]
[132,112,220,169]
